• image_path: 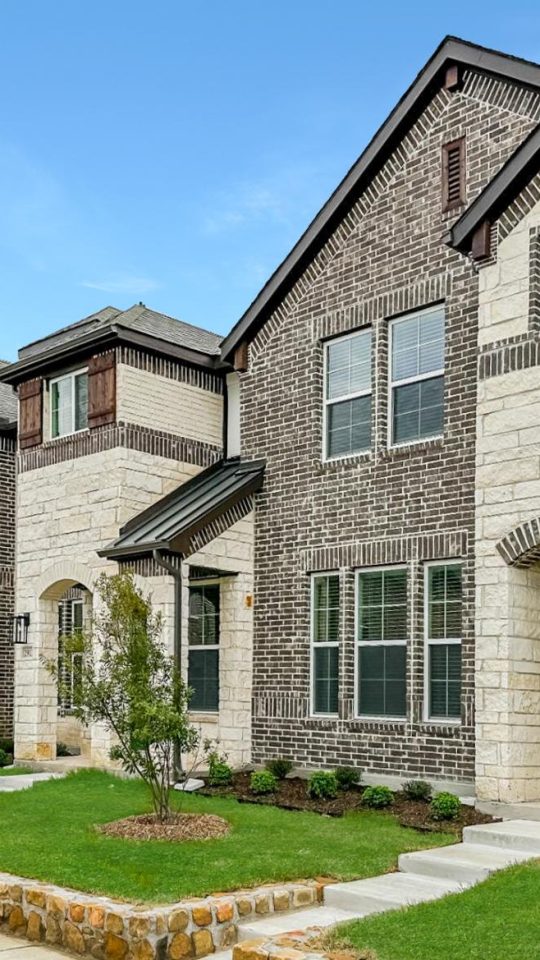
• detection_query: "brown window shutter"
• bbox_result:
[19,378,43,449]
[88,351,116,429]
[442,138,465,211]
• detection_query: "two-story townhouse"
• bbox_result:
[0,304,262,768]
[0,364,17,739]
[445,124,540,804]
[220,37,540,799]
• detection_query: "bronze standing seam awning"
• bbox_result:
[98,457,265,562]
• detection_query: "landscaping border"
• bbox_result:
[0,872,327,960]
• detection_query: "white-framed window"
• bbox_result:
[50,368,88,439]
[324,329,372,460]
[58,598,84,716]
[424,562,462,722]
[389,305,444,446]
[188,582,220,712]
[311,573,340,715]
[356,567,407,719]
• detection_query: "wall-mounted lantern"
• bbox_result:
[12,613,30,645]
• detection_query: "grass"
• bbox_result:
[0,770,452,903]
[0,767,27,776]
[331,860,540,960]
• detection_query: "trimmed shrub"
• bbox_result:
[362,785,394,809]
[250,770,278,795]
[307,770,338,800]
[207,751,233,787]
[0,748,11,768]
[265,758,293,780]
[0,738,14,756]
[430,791,461,821]
[336,766,361,791]
[402,779,433,802]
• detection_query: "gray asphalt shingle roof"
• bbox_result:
[19,304,222,361]
[0,361,17,426]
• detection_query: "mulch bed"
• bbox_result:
[99,812,231,842]
[201,773,494,835]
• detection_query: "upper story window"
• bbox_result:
[324,329,371,460]
[389,306,444,447]
[50,369,88,439]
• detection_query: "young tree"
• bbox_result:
[49,571,200,822]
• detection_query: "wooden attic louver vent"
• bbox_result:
[442,137,465,212]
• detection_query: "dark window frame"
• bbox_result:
[188,581,220,713]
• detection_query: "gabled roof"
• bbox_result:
[0,361,17,430]
[99,457,265,560]
[220,36,540,362]
[0,304,223,385]
[446,123,540,254]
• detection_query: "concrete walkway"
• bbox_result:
[0,772,62,793]
[237,819,540,941]
[0,933,65,960]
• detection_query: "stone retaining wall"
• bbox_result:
[0,873,324,960]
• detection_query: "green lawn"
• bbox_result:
[332,860,540,960]
[0,767,26,776]
[0,770,452,903]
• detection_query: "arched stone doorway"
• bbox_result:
[56,583,92,756]
[14,564,96,762]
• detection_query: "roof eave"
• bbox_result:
[0,323,225,387]
[447,125,540,253]
[0,327,118,386]
[220,36,540,361]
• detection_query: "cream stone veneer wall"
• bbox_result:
[15,442,253,767]
[477,200,540,346]
[146,516,254,769]
[476,201,540,803]
[117,364,223,446]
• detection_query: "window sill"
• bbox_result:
[46,428,90,445]
[319,450,373,470]
[379,436,444,459]
[189,711,219,723]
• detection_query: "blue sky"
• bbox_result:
[1,0,540,360]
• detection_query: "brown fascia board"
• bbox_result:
[220,36,540,362]
[0,324,225,386]
[446,124,540,254]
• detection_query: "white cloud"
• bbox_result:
[81,274,160,294]
[201,161,330,236]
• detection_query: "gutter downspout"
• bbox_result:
[153,548,184,783]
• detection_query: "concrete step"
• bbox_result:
[324,871,464,914]
[464,819,540,854]
[237,906,360,941]
[476,800,540,822]
[399,842,532,884]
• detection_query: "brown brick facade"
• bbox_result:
[0,433,15,738]
[240,69,540,785]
